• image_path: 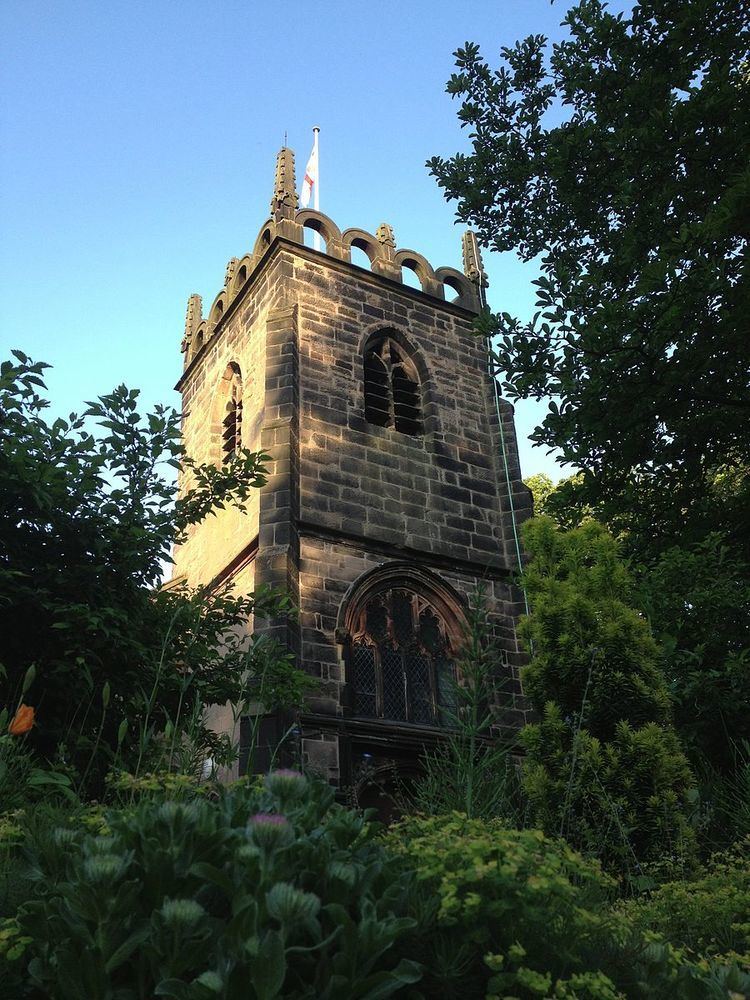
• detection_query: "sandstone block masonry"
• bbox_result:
[171,147,533,789]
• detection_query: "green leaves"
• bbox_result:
[0,352,298,798]
[430,0,750,557]
[518,516,696,879]
[20,663,36,696]
[15,777,419,1000]
[25,770,77,806]
[252,930,287,999]
[388,813,613,996]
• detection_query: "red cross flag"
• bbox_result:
[300,127,319,210]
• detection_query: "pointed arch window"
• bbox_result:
[220,363,243,463]
[348,588,457,726]
[364,336,422,435]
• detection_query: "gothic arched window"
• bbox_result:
[364,335,422,436]
[348,587,457,726]
[219,362,243,463]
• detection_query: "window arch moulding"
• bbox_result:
[362,329,425,436]
[337,564,467,728]
[212,361,244,465]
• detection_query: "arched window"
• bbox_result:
[220,363,243,463]
[348,587,457,726]
[363,335,422,435]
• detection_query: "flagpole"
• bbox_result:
[312,126,321,251]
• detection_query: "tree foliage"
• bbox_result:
[519,516,696,880]
[639,534,750,773]
[522,473,556,517]
[430,0,750,548]
[0,353,305,789]
[528,472,750,778]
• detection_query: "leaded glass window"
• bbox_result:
[349,588,456,726]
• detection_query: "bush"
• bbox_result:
[388,813,750,999]
[697,743,750,853]
[519,517,696,880]
[522,706,696,884]
[389,812,620,998]
[13,772,420,999]
[5,781,750,999]
[639,534,750,776]
[0,353,310,795]
[620,837,750,965]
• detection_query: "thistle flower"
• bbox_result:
[266,881,321,923]
[248,812,292,848]
[83,854,125,883]
[8,704,34,735]
[160,898,206,927]
[53,828,79,848]
[265,768,307,800]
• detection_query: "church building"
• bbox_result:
[171,147,532,799]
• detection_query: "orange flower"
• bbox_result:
[8,704,35,735]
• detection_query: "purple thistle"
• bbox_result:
[247,811,292,848]
[249,812,289,827]
[265,769,308,799]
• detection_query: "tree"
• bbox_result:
[430,0,750,551]
[522,473,555,517]
[0,352,308,791]
[525,471,750,776]
[639,533,750,775]
[519,516,696,881]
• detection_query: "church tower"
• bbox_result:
[172,147,532,794]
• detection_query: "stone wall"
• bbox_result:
[297,535,530,783]
[173,255,285,587]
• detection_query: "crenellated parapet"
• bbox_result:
[182,146,488,366]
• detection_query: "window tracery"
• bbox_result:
[348,588,456,726]
[363,336,422,435]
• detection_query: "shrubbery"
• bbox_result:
[2,346,748,999]
[3,777,749,999]
[519,517,697,881]
[389,812,620,998]
[0,353,311,798]
[7,773,420,1000]
[620,837,750,965]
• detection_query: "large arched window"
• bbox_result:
[219,362,243,463]
[363,335,422,436]
[347,585,458,726]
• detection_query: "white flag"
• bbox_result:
[300,139,318,209]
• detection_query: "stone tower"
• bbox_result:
[172,147,532,794]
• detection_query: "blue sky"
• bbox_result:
[0,0,587,480]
